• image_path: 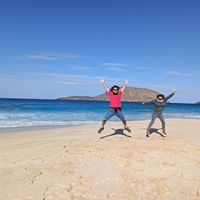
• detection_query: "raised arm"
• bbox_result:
[100,79,109,93]
[165,89,176,101]
[142,99,156,105]
[120,80,128,92]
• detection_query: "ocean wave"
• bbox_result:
[0,120,99,128]
[164,113,200,119]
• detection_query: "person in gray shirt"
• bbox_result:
[143,89,176,137]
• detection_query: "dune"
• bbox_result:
[0,119,200,200]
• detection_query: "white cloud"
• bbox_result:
[0,74,13,81]
[0,74,46,84]
[67,64,93,70]
[192,70,200,74]
[127,80,172,91]
[102,63,127,71]
[165,70,194,77]
[0,72,129,87]
[33,73,92,85]
[15,52,81,61]
[137,66,153,70]
[32,73,128,86]
[1,72,170,91]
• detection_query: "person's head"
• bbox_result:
[156,94,165,102]
[111,85,120,94]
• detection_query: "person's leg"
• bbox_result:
[116,110,131,132]
[98,119,106,133]
[98,109,115,133]
[158,113,166,134]
[122,120,131,132]
[146,112,157,137]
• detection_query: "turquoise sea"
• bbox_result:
[0,98,200,128]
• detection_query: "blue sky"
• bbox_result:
[0,0,200,103]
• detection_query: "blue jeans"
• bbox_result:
[103,108,125,121]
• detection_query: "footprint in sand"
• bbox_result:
[43,181,96,200]
[31,171,43,183]
[62,169,74,176]
[43,184,71,200]
[68,176,96,199]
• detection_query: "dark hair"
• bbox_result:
[157,94,165,99]
[110,85,120,92]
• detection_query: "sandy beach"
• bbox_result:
[0,119,200,200]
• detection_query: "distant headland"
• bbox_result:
[57,86,159,102]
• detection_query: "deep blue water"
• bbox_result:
[0,98,200,128]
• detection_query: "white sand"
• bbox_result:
[0,119,200,200]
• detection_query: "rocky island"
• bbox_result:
[58,86,159,102]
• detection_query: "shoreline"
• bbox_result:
[0,117,199,134]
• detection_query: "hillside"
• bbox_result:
[58,86,159,102]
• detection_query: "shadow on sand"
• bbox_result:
[148,128,166,137]
[100,128,131,139]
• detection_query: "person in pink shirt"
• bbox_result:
[98,79,131,134]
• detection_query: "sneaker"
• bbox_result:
[124,127,131,133]
[146,131,150,137]
[98,127,104,134]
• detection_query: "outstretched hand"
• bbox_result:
[172,88,176,93]
[100,79,109,92]
[121,80,128,92]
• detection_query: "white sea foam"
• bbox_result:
[0,120,98,128]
